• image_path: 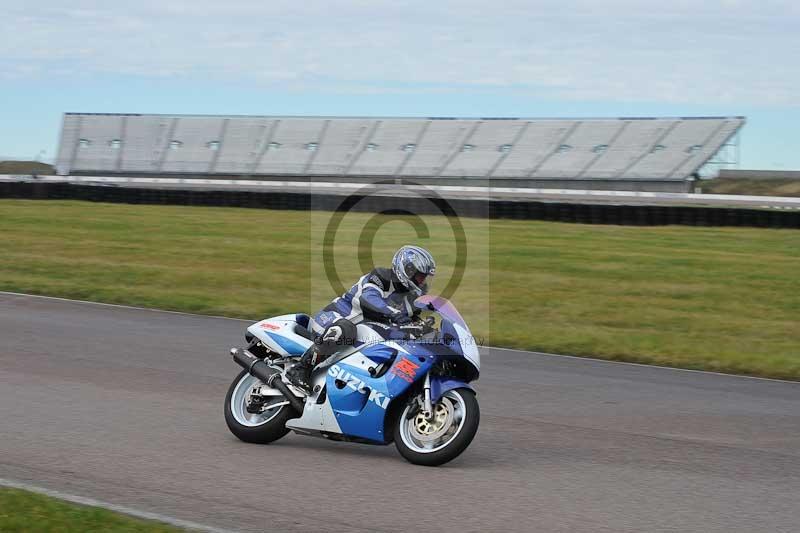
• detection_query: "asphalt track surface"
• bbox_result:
[1,292,799,532]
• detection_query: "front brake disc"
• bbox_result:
[411,397,455,442]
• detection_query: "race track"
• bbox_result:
[1,292,799,532]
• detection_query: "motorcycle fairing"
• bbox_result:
[430,376,474,403]
[285,396,343,436]
[247,314,313,357]
[285,361,345,435]
[322,346,437,443]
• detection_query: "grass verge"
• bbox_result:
[700,177,800,197]
[1,199,799,379]
[0,161,55,175]
[0,488,182,532]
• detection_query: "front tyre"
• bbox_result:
[394,388,479,466]
[224,370,295,444]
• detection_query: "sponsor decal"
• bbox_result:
[328,364,390,409]
[390,357,420,383]
[261,322,281,331]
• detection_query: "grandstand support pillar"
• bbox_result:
[486,121,531,179]
[342,120,382,177]
[208,118,229,174]
[528,121,580,177]
[435,121,482,177]
[247,122,267,175]
[619,119,680,179]
[303,120,330,174]
[251,120,280,176]
[115,115,128,172]
[394,120,431,177]
[575,120,629,179]
[156,118,179,172]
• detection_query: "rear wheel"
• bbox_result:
[394,388,479,466]
[224,370,296,444]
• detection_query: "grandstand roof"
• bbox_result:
[55,113,744,181]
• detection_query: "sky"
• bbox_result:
[1,0,798,169]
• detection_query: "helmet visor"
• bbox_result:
[413,271,431,288]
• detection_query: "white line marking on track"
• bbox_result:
[0,290,252,323]
[486,346,800,385]
[0,477,235,533]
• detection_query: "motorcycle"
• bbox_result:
[224,295,480,466]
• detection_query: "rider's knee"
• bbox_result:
[317,318,356,356]
[330,318,356,348]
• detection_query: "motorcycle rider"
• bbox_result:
[286,245,436,391]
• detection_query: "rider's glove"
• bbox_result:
[393,314,412,326]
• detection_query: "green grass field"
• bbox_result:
[1,199,799,379]
[0,488,181,532]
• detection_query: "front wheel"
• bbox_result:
[224,370,296,444]
[394,388,479,466]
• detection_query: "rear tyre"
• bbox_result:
[394,388,479,466]
[224,370,296,444]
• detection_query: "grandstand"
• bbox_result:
[55,114,744,192]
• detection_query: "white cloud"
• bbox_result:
[1,0,798,105]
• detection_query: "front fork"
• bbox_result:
[422,371,434,419]
[419,372,475,420]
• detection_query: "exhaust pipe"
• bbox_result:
[231,348,306,413]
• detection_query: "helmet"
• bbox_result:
[392,245,436,296]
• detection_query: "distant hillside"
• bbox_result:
[701,177,800,197]
[0,161,55,175]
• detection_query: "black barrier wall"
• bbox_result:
[1,182,798,229]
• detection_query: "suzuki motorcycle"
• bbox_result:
[224,295,480,466]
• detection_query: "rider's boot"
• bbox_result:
[285,344,317,392]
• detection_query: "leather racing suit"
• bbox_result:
[306,267,421,366]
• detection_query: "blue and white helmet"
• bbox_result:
[392,245,436,296]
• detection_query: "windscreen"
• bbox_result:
[415,295,480,372]
[414,295,469,331]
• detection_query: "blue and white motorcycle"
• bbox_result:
[224,295,480,466]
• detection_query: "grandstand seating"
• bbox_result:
[55,114,744,189]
